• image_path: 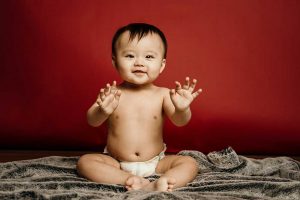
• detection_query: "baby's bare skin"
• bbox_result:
[107,84,166,162]
[77,30,202,192]
[89,79,200,162]
[80,80,200,191]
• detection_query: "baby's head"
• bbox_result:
[111,23,168,86]
[112,23,167,60]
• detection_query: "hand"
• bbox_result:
[170,77,202,112]
[96,81,121,115]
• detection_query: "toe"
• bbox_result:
[126,178,133,186]
[156,177,169,191]
[125,186,132,191]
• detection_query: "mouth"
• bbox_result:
[133,70,147,74]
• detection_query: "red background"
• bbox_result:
[1,0,299,155]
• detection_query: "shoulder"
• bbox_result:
[154,86,170,96]
[154,87,171,105]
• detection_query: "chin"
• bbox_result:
[127,78,152,85]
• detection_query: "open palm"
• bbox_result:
[96,81,121,115]
[170,77,202,111]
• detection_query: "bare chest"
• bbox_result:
[110,91,164,121]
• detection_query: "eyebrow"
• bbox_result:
[121,50,159,55]
[145,51,158,55]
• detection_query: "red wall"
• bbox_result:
[1,0,300,155]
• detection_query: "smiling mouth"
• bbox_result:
[133,70,147,74]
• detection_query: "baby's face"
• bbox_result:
[113,31,166,86]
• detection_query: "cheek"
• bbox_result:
[151,61,164,71]
[117,67,128,76]
[117,59,133,68]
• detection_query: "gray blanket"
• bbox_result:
[0,147,299,199]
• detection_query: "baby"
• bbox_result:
[77,23,202,192]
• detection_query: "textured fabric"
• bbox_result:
[0,147,299,199]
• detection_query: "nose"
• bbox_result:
[134,57,144,67]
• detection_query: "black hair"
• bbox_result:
[112,23,168,58]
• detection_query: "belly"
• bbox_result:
[106,123,164,162]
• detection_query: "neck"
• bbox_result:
[120,81,154,90]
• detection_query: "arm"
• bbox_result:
[163,77,202,127]
[87,81,121,127]
[87,103,110,127]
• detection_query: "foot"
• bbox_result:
[125,175,150,191]
[143,176,176,192]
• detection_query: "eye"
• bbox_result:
[145,55,155,59]
[125,54,134,58]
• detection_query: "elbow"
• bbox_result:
[172,117,191,127]
[87,118,99,127]
[173,120,189,127]
[88,121,100,127]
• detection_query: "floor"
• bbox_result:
[0,150,299,163]
[0,150,91,163]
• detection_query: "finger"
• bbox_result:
[192,88,203,99]
[189,79,197,92]
[175,81,182,91]
[96,99,102,106]
[114,90,121,101]
[111,81,117,92]
[183,77,190,90]
[104,83,111,96]
[112,80,117,87]
[100,88,105,101]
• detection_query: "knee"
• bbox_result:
[76,154,100,175]
[179,156,199,173]
[76,154,88,175]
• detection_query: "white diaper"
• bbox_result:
[104,145,166,177]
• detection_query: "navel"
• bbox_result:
[153,115,157,120]
[135,152,140,156]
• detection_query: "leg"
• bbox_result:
[143,155,198,191]
[76,153,149,190]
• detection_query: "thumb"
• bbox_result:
[169,89,176,96]
[115,90,121,101]
[169,89,177,103]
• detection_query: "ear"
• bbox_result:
[112,55,117,68]
[159,59,166,73]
